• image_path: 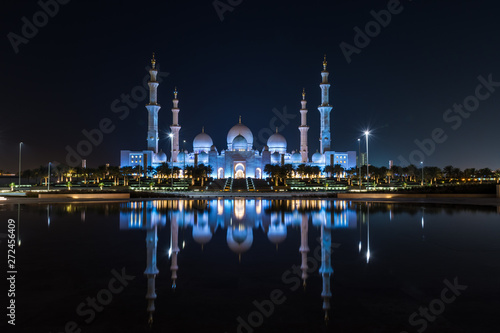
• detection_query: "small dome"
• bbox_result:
[192,224,212,245]
[177,151,186,161]
[312,151,324,163]
[268,223,287,244]
[193,129,213,153]
[263,145,269,152]
[232,134,248,151]
[271,151,281,163]
[267,132,287,153]
[210,145,217,152]
[227,118,253,147]
[291,152,302,163]
[155,150,167,163]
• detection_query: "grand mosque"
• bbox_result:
[120,54,357,178]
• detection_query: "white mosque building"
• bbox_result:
[120,55,356,178]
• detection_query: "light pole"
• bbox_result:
[169,133,174,190]
[183,140,186,176]
[364,131,370,191]
[48,162,51,191]
[420,161,424,186]
[18,142,23,188]
[358,138,361,190]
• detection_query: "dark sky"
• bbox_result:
[1,0,500,171]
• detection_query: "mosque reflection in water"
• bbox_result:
[119,199,362,324]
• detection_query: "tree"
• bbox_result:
[442,165,454,181]
[264,164,280,186]
[120,166,133,186]
[296,164,307,179]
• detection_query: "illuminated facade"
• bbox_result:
[120,56,357,177]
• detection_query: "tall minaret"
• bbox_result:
[146,53,160,153]
[318,55,333,153]
[170,88,181,162]
[299,88,309,163]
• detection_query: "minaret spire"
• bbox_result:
[170,87,181,162]
[318,55,333,153]
[299,88,309,162]
[146,53,160,153]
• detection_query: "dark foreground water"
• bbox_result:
[1,199,499,333]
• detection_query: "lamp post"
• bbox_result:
[183,140,186,176]
[18,142,23,188]
[48,162,51,191]
[420,161,424,186]
[358,138,361,190]
[364,131,370,191]
[169,133,174,190]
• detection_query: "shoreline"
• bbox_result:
[1,192,499,210]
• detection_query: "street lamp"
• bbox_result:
[358,138,361,190]
[18,142,23,188]
[48,162,51,191]
[364,131,370,191]
[420,161,424,186]
[169,133,174,190]
[183,140,186,176]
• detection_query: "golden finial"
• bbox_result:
[323,54,327,71]
[174,87,178,99]
[151,52,156,69]
[239,115,242,124]
[202,126,204,133]
[276,127,278,134]
[302,88,306,100]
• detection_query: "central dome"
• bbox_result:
[232,134,248,151]
[227,117,253,148]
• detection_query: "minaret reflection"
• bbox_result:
[170,213,180,289]
[319,216,333,322]
[299,213,309,288]
[144,218,159,324]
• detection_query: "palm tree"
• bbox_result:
[442,165,454,181]
[120,166,133,186]
[333,164,344,181]
[296,164,307,179]
[108,166,121,186]
[147,166,156,179]
[425,166,441,185]
[264,164,280,186]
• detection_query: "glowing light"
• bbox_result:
[421,216,425,229]
[366,249,370,263]
[168,247,172,258]
[182,240,186,249]
[358,241,362,253]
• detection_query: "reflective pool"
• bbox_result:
[2,200,499,332]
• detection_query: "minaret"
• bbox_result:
[318,55,333,153]
[170,88,181,162]
[299,213,309,288]
[144,220,159,324]
[299,89,309,163]
[146,53,160,153]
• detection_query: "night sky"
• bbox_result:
[1,0,500,172]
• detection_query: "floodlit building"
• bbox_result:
[120,55,356,178]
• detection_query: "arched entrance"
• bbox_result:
[234,162,246,179]
[255,168,262,179]
[218,168,224,179]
